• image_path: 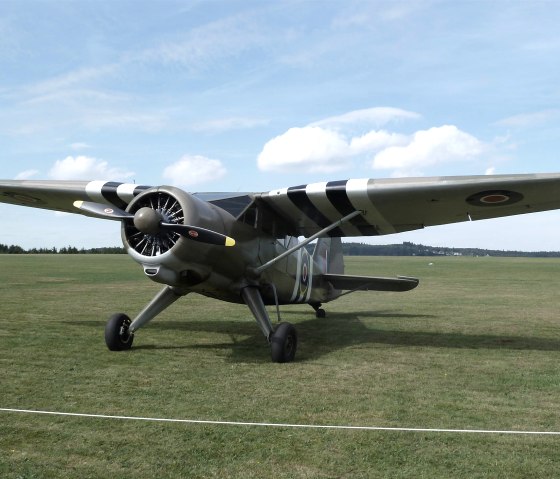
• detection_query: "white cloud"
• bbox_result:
[258,109,488,177]
[333,2,425,28]
[20,88,126,107]
[48,156,134,181]
[69,142,91,150]
[257,127,352,173]
[15,169,40,180]
[24,65,118,99]
[190,117,269,133]
[310,107,421,129]
[257,107,420,173]
[372,125,485,176]
[81,111,167,132]
[140,14,264,72]
[349,130,409,154]
[162,155,226,187]
[494,109,560,128]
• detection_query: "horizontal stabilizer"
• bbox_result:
[323,274,419,292]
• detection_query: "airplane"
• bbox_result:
[1,173,560,362]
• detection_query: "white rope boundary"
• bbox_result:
[1,407,559,436]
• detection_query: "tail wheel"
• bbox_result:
[271,322,297,363]
[105,313,134,351]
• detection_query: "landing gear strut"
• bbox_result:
[104,286,185,352]
[241,286,298,363]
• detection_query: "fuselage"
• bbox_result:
[119,185,340,307]
[126,228,336,306]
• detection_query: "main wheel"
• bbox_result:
[270,322,297,363]
[315,308,326,318]
[105,313,134,351]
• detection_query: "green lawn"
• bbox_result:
[1,254,559,478]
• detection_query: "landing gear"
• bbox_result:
[241,286,298,363]
[104,286,185,352]
[105,313,134,351]
[311,302,326,318]
[271,322,297,363]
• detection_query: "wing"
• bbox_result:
[0,180,257,219]
[257,173,560,237]
[4,174,560,238]
[0,180,152,215]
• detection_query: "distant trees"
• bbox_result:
[0,244,126,254]
[1,241,559,258]
[341,241,560,258]
[0,244,26,254]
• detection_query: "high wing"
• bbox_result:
[2,174,560,238]
[257,174,560,237]
[0,180,251,218]
[0,180,151,214]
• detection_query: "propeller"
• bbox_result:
[73,200,235,247]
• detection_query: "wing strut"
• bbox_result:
[253,210,362,275]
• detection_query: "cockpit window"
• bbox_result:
[207,195,253,218]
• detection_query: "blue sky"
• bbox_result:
[1,0,560,250]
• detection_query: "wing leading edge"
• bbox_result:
[258,173,560,238]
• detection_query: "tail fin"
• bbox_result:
[313,237,344,275]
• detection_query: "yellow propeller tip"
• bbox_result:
[225,237,236,247]
[73,200,83,208]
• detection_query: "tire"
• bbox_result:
[315,308,326,319]
[105,313,134,351]
[270,322,297,363]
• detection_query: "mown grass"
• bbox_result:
[1,254,559,478]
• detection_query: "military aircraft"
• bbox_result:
[1,173,560,362]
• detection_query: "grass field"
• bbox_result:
[1,254,560,478]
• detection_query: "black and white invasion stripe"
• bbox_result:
[85,181,151,208]
[263,179,396,238]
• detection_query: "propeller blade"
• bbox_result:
[161,223,236,247]
[73,201,235,246]
[73,201,132,220]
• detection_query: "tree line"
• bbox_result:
[341,241,560,258]
[1,241,559,257]
[0,244,126,254]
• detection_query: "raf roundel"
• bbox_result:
[188,230,199,238]
[1,191,45,205]
[466,190,524,207]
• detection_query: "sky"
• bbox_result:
[1,0,560,250]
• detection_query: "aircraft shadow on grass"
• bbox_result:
[65,309,560,363]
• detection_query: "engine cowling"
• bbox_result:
[121,186,231,286]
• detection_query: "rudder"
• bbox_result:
[312,237,344,275]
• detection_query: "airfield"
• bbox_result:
[1,254,559,477]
